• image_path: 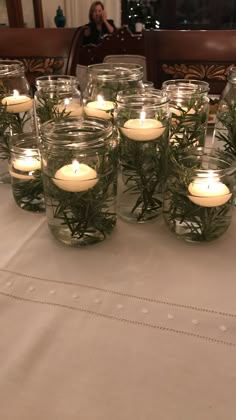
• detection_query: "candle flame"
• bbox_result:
[97,95,104,106]
[64,98,70,106]
[195,170,220,190]
[72,159,80,174]
[13,89,19,97]
[140,111,146,122]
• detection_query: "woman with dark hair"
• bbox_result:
[82,1,116,45]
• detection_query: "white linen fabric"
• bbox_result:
[0,184,235,420]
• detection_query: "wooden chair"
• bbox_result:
[76,26,145,67]
[144,29,236,94]
[0,28,76,88]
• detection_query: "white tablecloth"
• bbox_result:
[0,184,235,420]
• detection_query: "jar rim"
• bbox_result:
[0,60,25,77]
[87,63,143,81]
[10,132,39,154]
[162,79,209,93]
[41,117,113,149]
[228,66,236,81]
[36,75,77,86]
[175,147,236,175]
[116,91,169,108]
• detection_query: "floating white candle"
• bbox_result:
[84,95,114,119]
[56,98,83,117]
[10,152,41,180]
[13,157,41,172]
[121,111,164,141]
[53,160,98,192]
[188,172,232,207]
[2,89,33,113]
[9,169,35,180]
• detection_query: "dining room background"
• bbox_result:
[0,0,122,28]
[2,0,236,30]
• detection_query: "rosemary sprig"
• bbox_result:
[170,98,208,150]
[163,163,233,242]
[36,92,75,125]
[0,133,10,160]
[44,170,117,245]
[89,80,139,102]
[0,85,34,161]
[119,132,168,221]
[11,171,45,213]
[37,93,60,123]
[41,142,118,245]
[214,99,236,155]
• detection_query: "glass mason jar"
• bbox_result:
[9,132,45,213]
[34,75,83,134]
[83,63,144,121]
[142,80,154,89]
[163,148,236,242]
[213,67,236,155]
[115,90,170,223]
[0,60,34,183]
[162,79,209,152]
[40,117,118,247]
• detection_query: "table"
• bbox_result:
[0,183,235,420]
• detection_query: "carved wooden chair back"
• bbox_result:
[144,30,236,95]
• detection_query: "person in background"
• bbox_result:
[82,1,116,45]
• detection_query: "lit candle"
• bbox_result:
[10,151,41,180]
[56,98,83,117]
[121,111,165,141]
[2,89,33,113]
[188,172,232,207]
[53,160,98,192]
[84,95,114,120]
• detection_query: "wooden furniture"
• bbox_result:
[73,27,236,94]
[1,27,236,95]
[0,28,76,87]
[76,26,145,67]
[144,30,236,94]
[5,0,44,28]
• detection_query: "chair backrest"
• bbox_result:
[76,64,88,93]
[77,27,145,67]
[66,26,87,76]
[144,29,236,94]
[103,54,147,80]
[0,28,76,88]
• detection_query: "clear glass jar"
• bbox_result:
[115,91,170,223]
[0,60,34,183]
[40,117,118,247]
[212,67,236,154]
[83,63,144,120]
[34,75,83,133]
[116,87,163,102]
[162,79,209,151]
[142,80,154,89]
[9,132,45,213]
[163,148,236,242]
